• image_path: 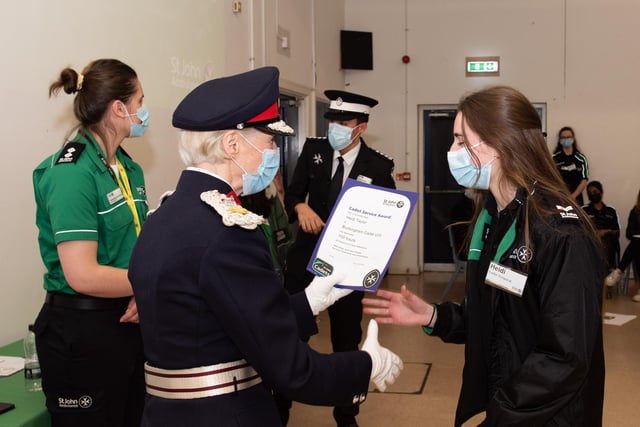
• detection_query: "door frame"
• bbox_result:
[418,104,458,272]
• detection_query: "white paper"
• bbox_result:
[307,179,417,291]
[0,356,24,377]
[603,312,637,326]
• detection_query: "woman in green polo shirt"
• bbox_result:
[32,59,149,427]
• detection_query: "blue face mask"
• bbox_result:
[328,123,359,151]
[447,142,494,190]
[124,104,150,138]
[559,137,574,148]
[235,134,281,195]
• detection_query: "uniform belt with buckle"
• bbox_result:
[144,359,262,399]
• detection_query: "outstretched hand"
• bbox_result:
[362,284,434,327]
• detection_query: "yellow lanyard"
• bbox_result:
[115,159,141,236]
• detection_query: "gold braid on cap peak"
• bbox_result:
[76,73,84,92]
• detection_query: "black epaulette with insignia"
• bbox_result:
[306,136,328,143]
[371,148,394,163]
[55,142,86,165]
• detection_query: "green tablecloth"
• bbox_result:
[0,340,49,427]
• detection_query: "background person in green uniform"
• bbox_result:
[32,59,149,427]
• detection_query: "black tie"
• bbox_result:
[327,156,344,209]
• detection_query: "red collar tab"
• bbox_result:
[226,191,241,205]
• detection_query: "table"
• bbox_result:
[0,340,49,427]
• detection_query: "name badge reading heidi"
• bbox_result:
[485,261,528,297]
[107,188,124,205]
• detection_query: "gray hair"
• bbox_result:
[177,130,227,166]
[178,128,264,166]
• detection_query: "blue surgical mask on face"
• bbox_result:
[559,137,574,148]
[124,104,150,138]
[234,133,281,195]
[328,123,359,151]
[447,142,495,190]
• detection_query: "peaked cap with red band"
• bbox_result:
[172,66,294,136]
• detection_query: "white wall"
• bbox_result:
[0,0,346,345]
[0,0,225,344]
[345,0,639,273]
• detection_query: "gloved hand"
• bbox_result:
[304,272,351,315]
[360,319,403,392]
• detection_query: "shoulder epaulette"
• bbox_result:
[55,142,86,165]
[371,148,394,162]
[305,136,328,143]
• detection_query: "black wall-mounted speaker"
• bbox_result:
[340,30,373,70]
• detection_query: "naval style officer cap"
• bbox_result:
[324,90,378,122]
[172,66,294,136]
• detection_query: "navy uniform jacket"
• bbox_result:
[128,170,371,427]
[284,137,395,292]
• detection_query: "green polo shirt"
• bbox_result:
[33,130,148,294]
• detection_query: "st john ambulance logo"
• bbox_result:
[516,246,533,264]
[78,395,93,409]
[556,205,579,220]
[363,270,381,289]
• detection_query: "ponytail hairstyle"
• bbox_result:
[49,59,138,129]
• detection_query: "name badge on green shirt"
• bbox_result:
[107,188,124,205]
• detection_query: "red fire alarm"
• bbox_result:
[395,172,412,181]
[402,55,410,64]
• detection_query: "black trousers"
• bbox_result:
[33,298,145,427]
[619,239,640,273]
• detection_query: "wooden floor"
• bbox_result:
[288,272,640,427]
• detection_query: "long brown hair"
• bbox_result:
[457,86,597,238]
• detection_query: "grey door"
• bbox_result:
[423,109,472,265]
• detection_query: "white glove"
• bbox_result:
[360,319,403,392]
[304,272,351,315]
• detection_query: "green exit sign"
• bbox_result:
[465,56,500,77]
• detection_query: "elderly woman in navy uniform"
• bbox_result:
[128,67,402,427]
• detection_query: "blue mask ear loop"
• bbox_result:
[230,132,260,174]
[467,141,498,168]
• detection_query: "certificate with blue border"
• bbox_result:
[306,178,418,291]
